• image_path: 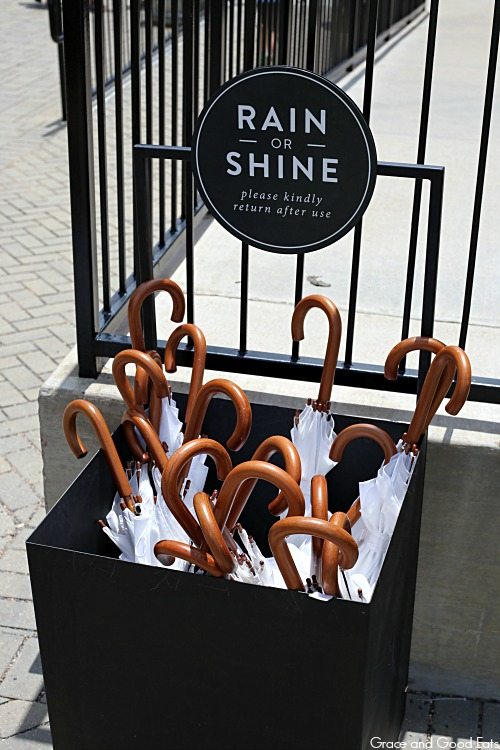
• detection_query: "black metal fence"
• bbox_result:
[62,0,499,405]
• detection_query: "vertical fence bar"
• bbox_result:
[344,0,378,368]
[158,0,166,247]
[278,0,290,64]
[94,0,110,313]
[145,1,153,144]
[171,0,178,232]
[418,168,444,391]
[238,0,256,355]
[208,2,224,97]
[133,150,156,349]
[459,0,500,350]
[400,0,439,357]
[291,0,318,360]
[182,0,195,323]
[131,0,141,278]
[63,0,99,377]
[193,0,201,119]
[113,0,126,293]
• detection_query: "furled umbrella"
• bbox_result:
[269,294,341,518]
[63,399,160,566]
[325,343,471,601]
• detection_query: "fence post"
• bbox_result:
[207,0,225,96]
[62,0,99,378]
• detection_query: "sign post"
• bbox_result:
[193,66,377,254]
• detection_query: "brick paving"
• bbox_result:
[0,1,74,745]
[0,1,499,748]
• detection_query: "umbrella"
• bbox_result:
[324,423,398,601]
[63,399,160,564]
[269,294,341,518]
[327,343,471,601]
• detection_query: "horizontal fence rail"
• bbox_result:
[61,0,500,404]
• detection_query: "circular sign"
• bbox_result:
[193,66,377,254]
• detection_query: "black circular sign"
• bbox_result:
[193,66,377,254]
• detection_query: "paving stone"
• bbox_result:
[0,700,48,740]
[0,721,52,749]
[400,693,431,740]
[482,702,500,741]
[0,435,33,457]
[430,698,481,746]
[0,629,23,681]
[0,384,26,409]
[8,450,43,486]
[0,456,11,473]
[0,573,33,602]
[0,637,43,702]
[2,402,39,420]
[0,416,40,440]
[0,599,36,632]
[3,368,41,392]
[0,551,30,576]
[0,473,41,511]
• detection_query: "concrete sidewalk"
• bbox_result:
[0,0,499,746]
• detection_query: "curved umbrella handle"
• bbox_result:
[215,460,305,534]
[403,345,471,446]
[121,410,168,472]
[161,438,233,548]
[310,475,329,581]
[128,278,185,352]
[63,399,135,512]
[322,512,352,596]
[133,349,164,409]
[330,423,397,464]
[384,335,446,379]
[384,335,454,423]
[194,492,236,575]
[291,295,342,406]
[164,323,207,424]
[154,539,224,577]
[183,378,252,452]
[268,516,358,591]
[230,436,302,521]
[112,350,169,411]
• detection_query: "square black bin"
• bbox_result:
[27,396,426,750]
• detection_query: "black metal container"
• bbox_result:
[27,397,426,750]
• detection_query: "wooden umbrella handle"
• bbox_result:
[330,423,397,464]
[121,410,168,472]
[322,512,352,596]
[404,345,471,445]
[384,335,454,430]
[63,399,135,512]
[112,350,169,411]
[184,378,252,452]
[269,516,358,591]
[128,278,185,351]
[229,435,302,522]
[161,438,232,548]
[154,540,224,577]
[164,323,207,424]
[194,492,235,575]
[310,475,329,581]
[216,460,305,535]
[291,295,342,405]
[133,349,164,409]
